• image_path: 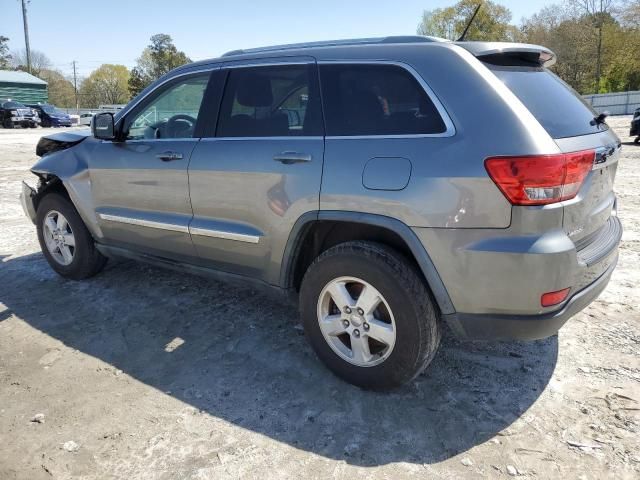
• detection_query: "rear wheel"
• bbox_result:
[300,241,441,390]
[36,193,107,279]
[634,136,640,145]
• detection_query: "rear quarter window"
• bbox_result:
[488,65,606,139]
[319,63,447,136]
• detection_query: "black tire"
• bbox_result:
[634,136,640,145]
[36,193,107,280]
[299,241,441,390]
[3,119,13,129]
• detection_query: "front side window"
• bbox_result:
[320,64,447,136]
[217,64,322,137]
[126,74,210,140]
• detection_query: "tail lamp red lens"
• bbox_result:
[485,150,595,206]
[541,288,571,307]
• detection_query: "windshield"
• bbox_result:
[3,101,26,109]
[487,65,607,139]
[42,105,64,115]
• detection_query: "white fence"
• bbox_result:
[583,91,640,116]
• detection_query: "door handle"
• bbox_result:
[156,151,183,161]
[273,152,312,165]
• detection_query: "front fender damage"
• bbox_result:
[35,130,91,158]
[23,135,104,239]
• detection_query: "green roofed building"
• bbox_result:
[0,70,48,104]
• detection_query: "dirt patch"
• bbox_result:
[0,120,638,479]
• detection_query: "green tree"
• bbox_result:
[519,0,637,93]
[520,5,597,93]
[80,64,130,108]
[417,0,517,41]
[128,67,148,98]
[569,1,621,92]
[39,69,76,108]
[128,34,191,97]
[0,36,11,69]
[599,19,640,91]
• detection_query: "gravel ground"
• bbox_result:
[0,119,638,480]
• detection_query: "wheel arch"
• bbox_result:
[30,149,104,241]
[280,211,455,315]
[31,175,70,211]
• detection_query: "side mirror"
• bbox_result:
[92,112,116,140]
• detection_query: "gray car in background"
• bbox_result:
[20,36,622,389]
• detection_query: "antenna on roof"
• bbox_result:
[457,2,483,42]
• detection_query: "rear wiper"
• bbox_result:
[590,111,609,126]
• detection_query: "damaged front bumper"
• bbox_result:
[20,181,37,224]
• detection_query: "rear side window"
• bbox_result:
[488,65,606,139]
[217,64,323,137]
[319,64,446,136]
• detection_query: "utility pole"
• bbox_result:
[21,0,32,74]
[72,61,79,112]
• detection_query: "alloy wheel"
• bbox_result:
[316,276,396,367]
[42,210,76,266]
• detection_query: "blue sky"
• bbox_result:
[2,0,551,78]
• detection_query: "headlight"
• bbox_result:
[10,110,17,115]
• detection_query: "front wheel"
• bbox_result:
[635,136,640,145]
[300,241,441,390]
[36,193,107,279]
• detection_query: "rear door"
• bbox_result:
[187,59,325,282]
[487,64,621,244]
[317,61,454,224]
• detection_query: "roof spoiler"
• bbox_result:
[455,42,556,67]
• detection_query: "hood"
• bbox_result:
[35,130,92,157]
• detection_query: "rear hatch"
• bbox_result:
[487,63,620,246]
[461,43,621,250]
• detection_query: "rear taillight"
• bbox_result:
[485,150,595,206]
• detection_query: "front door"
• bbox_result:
[89,72,211,261]
[188,60,324,283]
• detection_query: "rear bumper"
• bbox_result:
[444,254,618,340]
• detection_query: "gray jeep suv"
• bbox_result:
[20,36,622,389]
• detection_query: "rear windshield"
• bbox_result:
[487,65,606,139]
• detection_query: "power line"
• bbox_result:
[72,60,78,112]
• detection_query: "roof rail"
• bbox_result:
[221,35,445,57]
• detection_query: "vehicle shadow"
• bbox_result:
[0,252,558,466]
